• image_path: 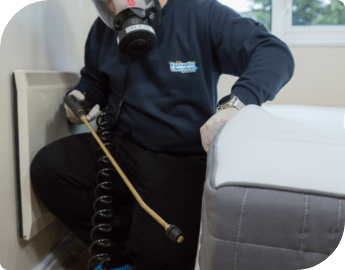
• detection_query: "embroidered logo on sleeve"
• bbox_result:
[169,61,199,73]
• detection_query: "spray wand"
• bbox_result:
[63,95,184,244]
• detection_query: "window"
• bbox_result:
[219,0,273,32]
[219,0,345,46]
[292,0,345,26]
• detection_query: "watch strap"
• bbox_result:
[217,94,245,110]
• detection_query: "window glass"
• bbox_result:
[292,0,345,26]
[218,0,272,32]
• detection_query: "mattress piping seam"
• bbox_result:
[234,189,249,270]
[297,195,309,269]
[210,182,345,200]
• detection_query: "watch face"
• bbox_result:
[217,94,232,106]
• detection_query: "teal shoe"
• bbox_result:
[95,263,134,270]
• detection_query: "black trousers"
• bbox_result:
[30,132,206,270]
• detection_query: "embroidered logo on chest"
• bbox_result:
[169,61,199,73]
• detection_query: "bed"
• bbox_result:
[196,104,345,270]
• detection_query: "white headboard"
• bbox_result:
[13,70,96,240]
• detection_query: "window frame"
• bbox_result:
[271,0,345,46]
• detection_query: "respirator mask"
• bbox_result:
[92,0,162,57]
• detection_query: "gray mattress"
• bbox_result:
[197,105,345,270]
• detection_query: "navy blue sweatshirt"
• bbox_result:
[74,0,295,155]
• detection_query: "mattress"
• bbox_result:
[197,104,345,270]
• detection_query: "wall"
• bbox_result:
[0,1,98,269]
[218,47,345,107]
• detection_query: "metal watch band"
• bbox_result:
[217,94,245,110]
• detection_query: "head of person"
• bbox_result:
[92,0,166,57]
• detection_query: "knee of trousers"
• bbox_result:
[30,145,62,198]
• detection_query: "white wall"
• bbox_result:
[218,47,345,107]
[0,1,98,269]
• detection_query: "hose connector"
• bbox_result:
[166,225,184,243]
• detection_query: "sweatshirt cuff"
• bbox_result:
[231,87,260,106]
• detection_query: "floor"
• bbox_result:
[60,249,92,270]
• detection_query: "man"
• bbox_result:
[30,0,295,269]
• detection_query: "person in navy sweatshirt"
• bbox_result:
[30,0,295,269]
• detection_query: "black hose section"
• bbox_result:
[88,56,131,270]
[111,58,131,128]
[113,98,124,128]
[88,112,117,270]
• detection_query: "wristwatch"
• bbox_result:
[217,94,245,110]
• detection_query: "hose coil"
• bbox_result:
[88,112,117,270]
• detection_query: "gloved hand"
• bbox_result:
[64,90,101,124]
[200,107,239,153]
